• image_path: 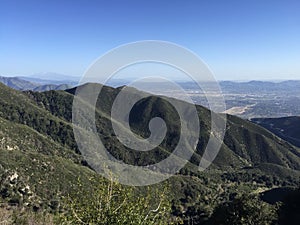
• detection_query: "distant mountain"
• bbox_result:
[175,80,300,92]
[0,76,37,90]
[251,116,300,148]
[25,72,80,82]
[219,80,300,93]
[33,83,72,92]
[19,76,78,85]
[0,75,72,91]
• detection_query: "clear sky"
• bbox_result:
[1,0,299,80]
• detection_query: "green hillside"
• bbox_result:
[252,116,300,148]
[0,82,299,224]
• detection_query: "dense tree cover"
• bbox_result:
[208,194,278,225]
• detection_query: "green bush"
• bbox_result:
[208,194,278,225]
[57,176,179,225]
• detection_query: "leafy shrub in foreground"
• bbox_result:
[58,176,180,225]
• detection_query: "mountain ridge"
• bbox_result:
[0,75,72,91]
[0,82,299,223]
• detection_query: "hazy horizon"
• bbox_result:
[1,72,300,83]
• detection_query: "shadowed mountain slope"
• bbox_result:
[252,116,300,148]
[21,83,300,173]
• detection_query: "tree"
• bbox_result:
[57,175,179,225]
[208,194,278,225]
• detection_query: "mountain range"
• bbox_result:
[0,82,299,224]
[0,75,75,91]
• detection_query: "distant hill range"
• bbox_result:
[0,75,76,91]
[252,116,300,148]
[20,72,79,84]
[219,80,300,93]
[173,80,300,93]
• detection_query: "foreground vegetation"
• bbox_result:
[1,186,299,225]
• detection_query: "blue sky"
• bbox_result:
[0,0,299,80]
